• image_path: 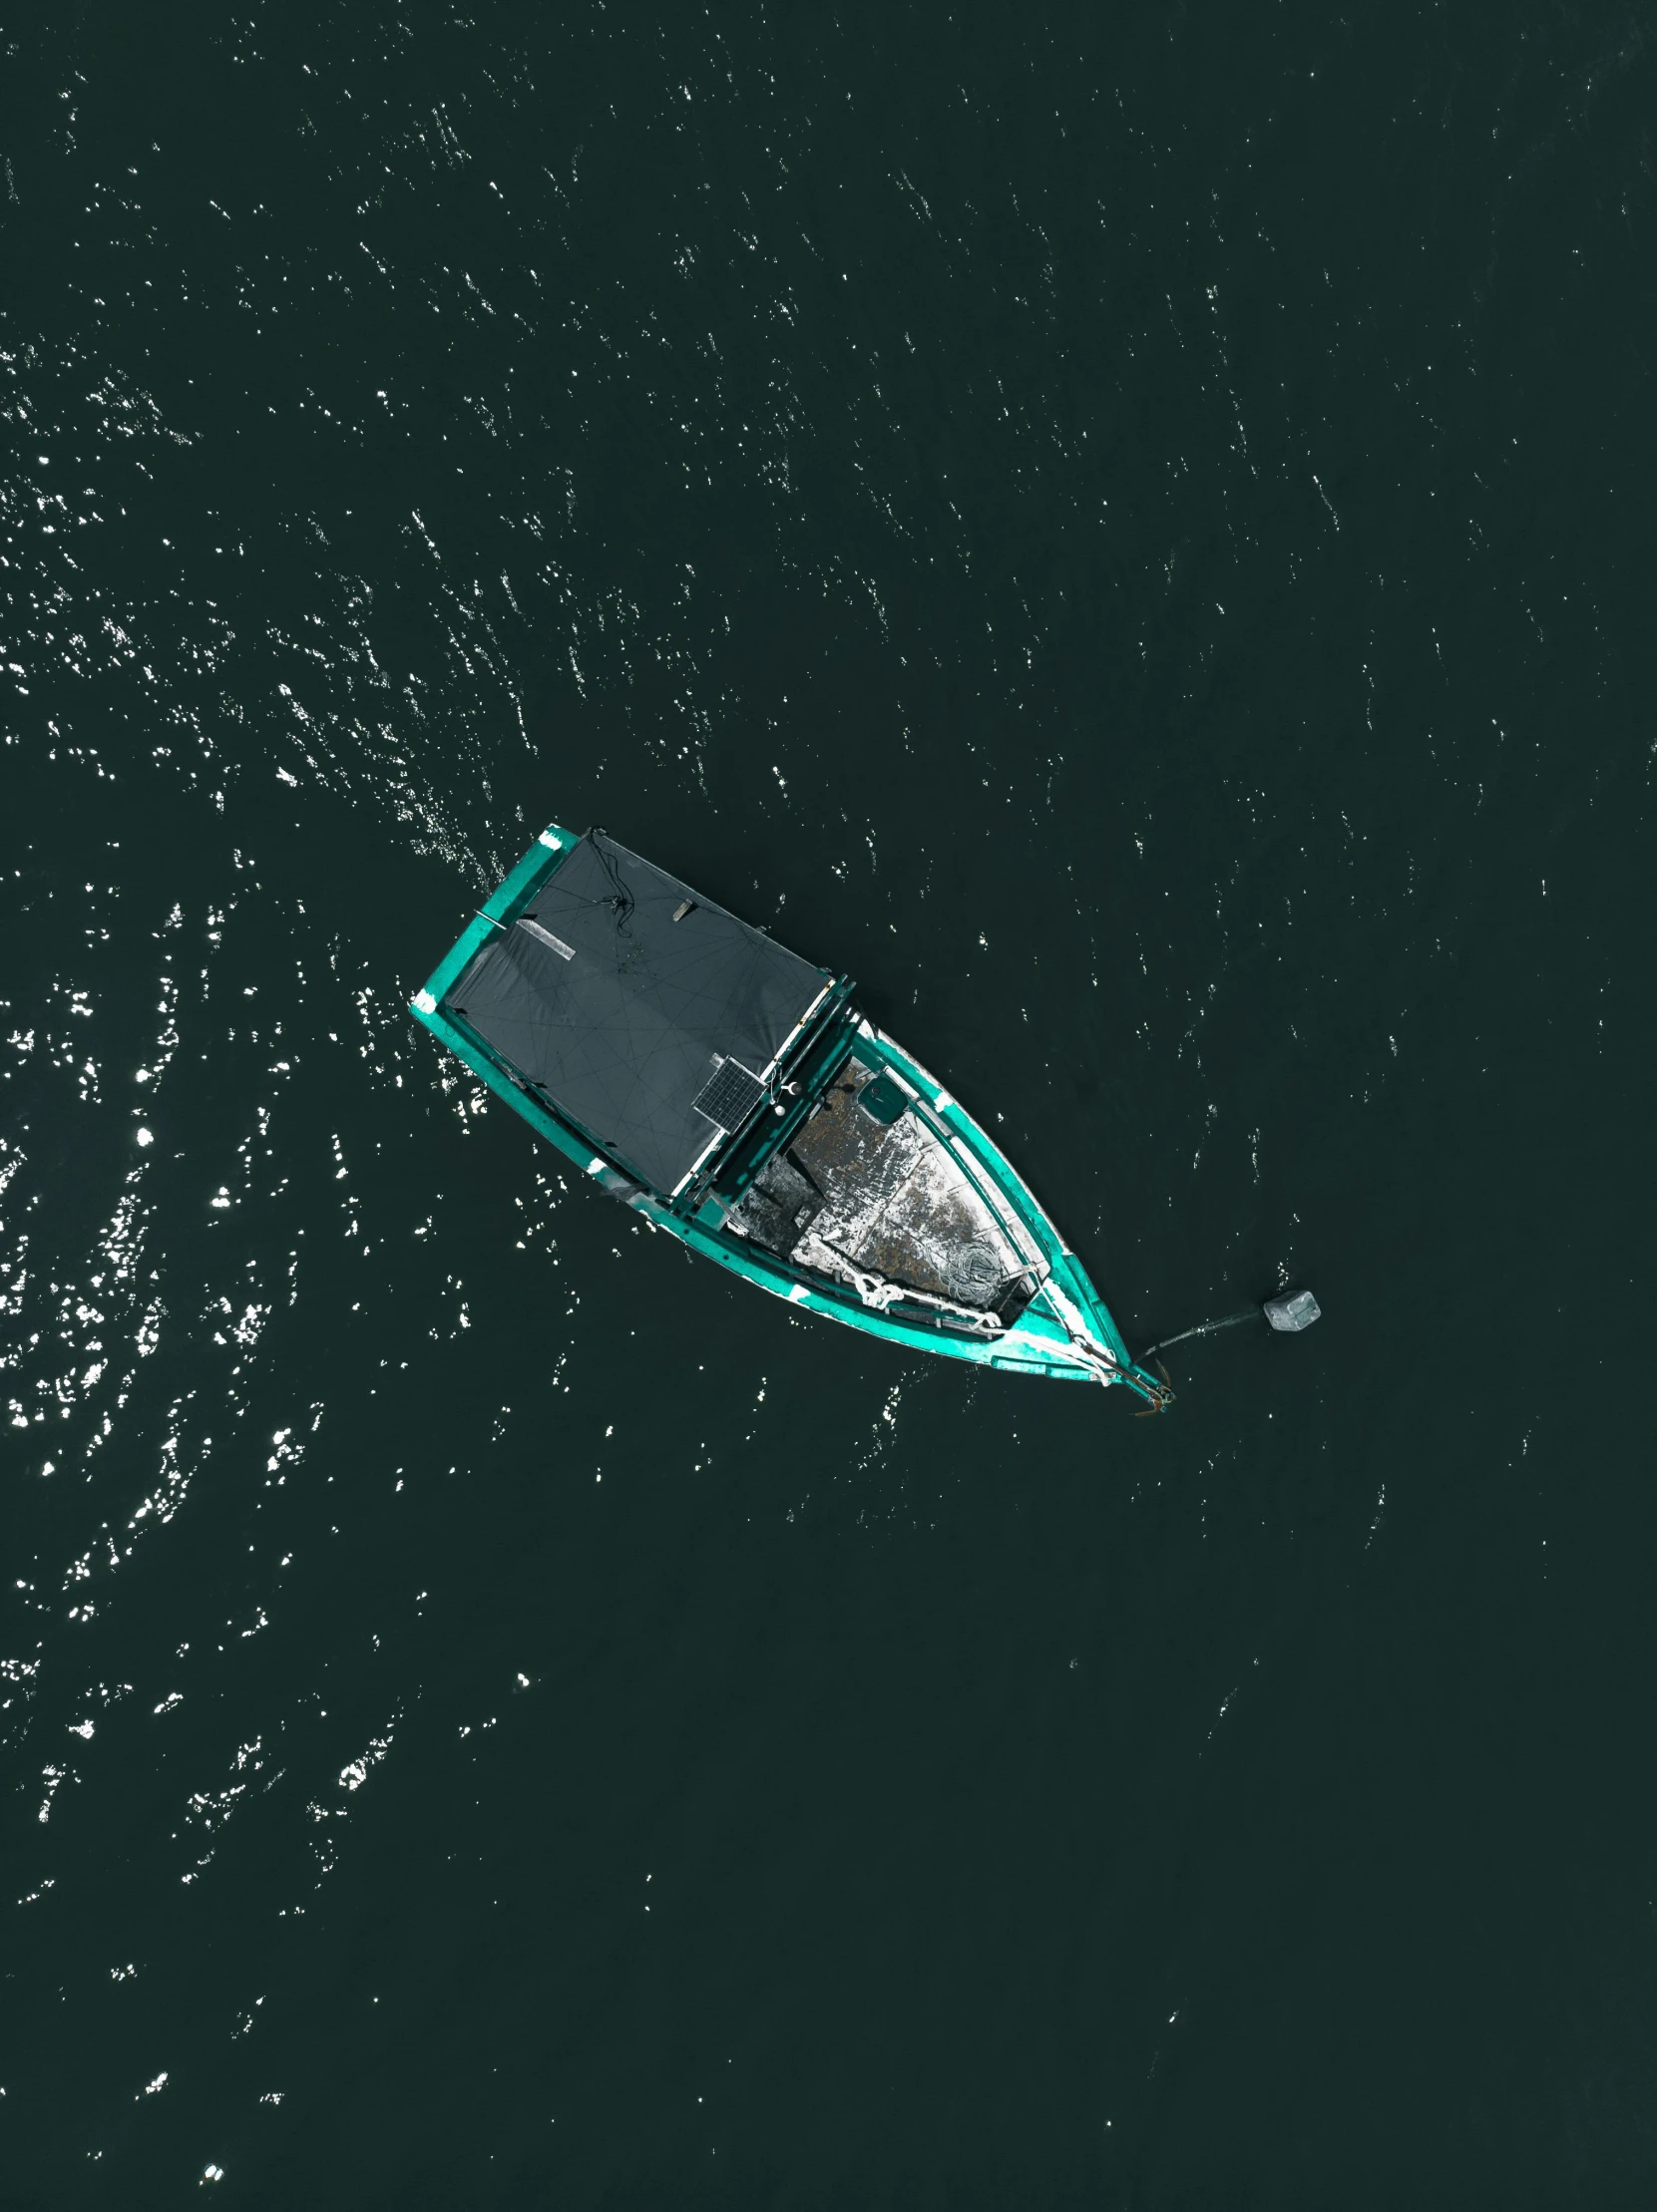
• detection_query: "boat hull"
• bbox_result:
[411,823,1162,1399]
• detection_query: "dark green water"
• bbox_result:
[4,3,1654,2203]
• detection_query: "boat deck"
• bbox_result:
[730,1060,1032,1318]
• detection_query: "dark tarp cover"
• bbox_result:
[446,832,832,1194]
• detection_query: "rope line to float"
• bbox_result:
[1137,1308,1259,1363]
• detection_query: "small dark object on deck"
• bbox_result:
[1263,1289,1321,1332]
[856,1071,907,1125]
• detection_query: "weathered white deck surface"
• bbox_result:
[734,1064,1024,1312]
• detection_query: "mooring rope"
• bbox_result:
[1137,1308,1258,1363]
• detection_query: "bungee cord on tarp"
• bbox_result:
[518,832,647,988]
[587,830,635,930]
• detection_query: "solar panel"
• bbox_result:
[693,1056,765,1132]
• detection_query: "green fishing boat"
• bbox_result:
[411,824,1170,1407]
